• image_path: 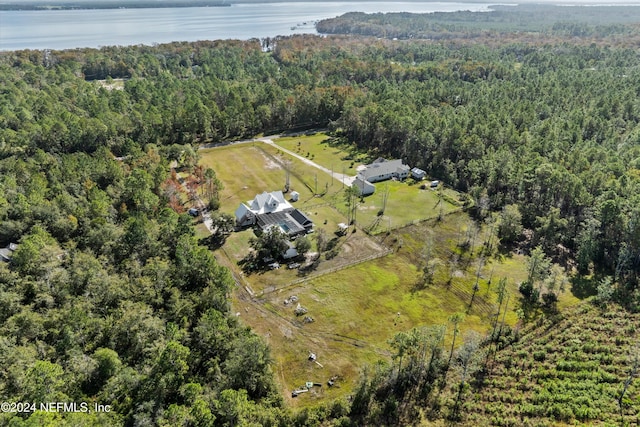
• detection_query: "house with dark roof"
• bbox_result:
[235,191,313,237]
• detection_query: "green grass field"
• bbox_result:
[199,142,320,216]
[343,180,463,234]
[274,133,370,177]
[199,136,580,408]
[199,141,381,292]
[232,212,580,408]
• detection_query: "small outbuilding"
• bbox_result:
[411,167,427,180]
[0,243,18,263]
[337,223,349,235]
[352,176,375,196]
[290,191,300,202]
[430,180,440,189]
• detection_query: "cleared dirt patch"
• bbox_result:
[95,78,125,91]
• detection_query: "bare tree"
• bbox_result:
[468,257,485,311]
[419,237,440,287]
[619,344,640,424]
[447,312,465,368]
[344,185,360,227]
[449,331,485,421]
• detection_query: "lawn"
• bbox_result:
[199,142,316,216]
[271,133,464,233]
[274,133,370,177]
[199,141,347,213]
[201,136,464,238]
[199,139,580,409]
[199,142,387,292]
[343,180,463,234]
[231,212,581,408]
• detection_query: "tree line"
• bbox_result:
[315,5,640,41]
[0,142,294,424]
[1,24,640,424]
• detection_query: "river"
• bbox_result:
[0,2,496,51]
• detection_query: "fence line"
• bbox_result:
[216,246,256,296]
[259,247,393,296]
[365,206,464,236]
[303,201,335,209]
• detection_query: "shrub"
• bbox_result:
[533,351,546,362]
[519,280,539,304]
[574,405,598,421]
[548,403,574,422]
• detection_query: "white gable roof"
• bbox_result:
[247,191,292,215]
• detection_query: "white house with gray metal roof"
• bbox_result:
[357,158,410,183]
[351,158,410,196]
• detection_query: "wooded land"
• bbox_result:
[1,5,640,425]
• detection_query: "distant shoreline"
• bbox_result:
[0,0,230,10]
[1,0,638,12]
[0,0,501,12]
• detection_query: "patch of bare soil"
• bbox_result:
[338,233,385,263]
[259,149,282,170]
[96,78,125,91]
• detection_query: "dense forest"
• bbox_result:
[316,5,640,41]
[0,143,289,424]
[1,7,640,424]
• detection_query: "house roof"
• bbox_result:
[249,191,292,214]
[290,209,313,228]
[353,176,374,188]
[358,159,409,181]
[235,203,252,221]
[411,167,426,175]
[256,211,306,236]
[0,245,16,263]
[352,176,375,195]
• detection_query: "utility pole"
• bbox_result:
[284,160,290,193]
[381,184,390,214]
